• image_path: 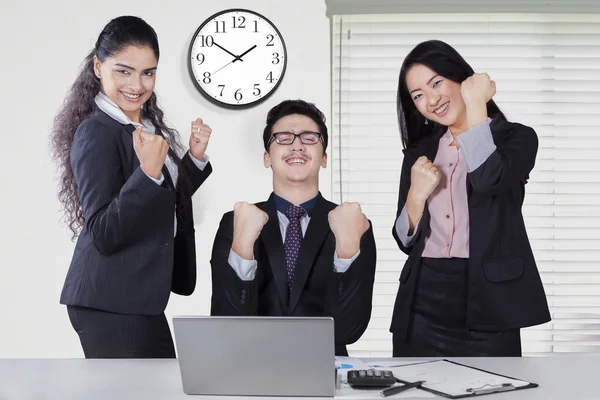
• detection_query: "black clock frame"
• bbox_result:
[187,8,288,109]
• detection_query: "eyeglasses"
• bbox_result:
[268,131,322,146]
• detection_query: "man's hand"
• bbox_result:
[231,202,269,260]
[328,202,370,258]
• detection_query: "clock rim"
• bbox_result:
[187,8,288,110]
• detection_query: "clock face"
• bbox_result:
[188,9,287,109]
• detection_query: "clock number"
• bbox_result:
[218,85,225,96]
[253,84,261,96]
[232,16,246,29]
[234,89,243,101]
[266,34,274,46]
[266,71,274,84]
[253,20,258,33]
[215,21,226,33]
[199,35,214,47]
[272,52,281,64]
[203,72,211,84]
[196,53,205,65]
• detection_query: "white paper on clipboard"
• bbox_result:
[389,360,531,397]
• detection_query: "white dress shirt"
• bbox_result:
[94,92,209,236]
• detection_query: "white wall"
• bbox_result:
[0,0,331,357]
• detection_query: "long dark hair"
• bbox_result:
[397,40,507,149]
[51,16,186,239]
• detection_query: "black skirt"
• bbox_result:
[67,306,176,358]
[393,257,521,357]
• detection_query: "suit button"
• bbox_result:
[242,289,247,295]
[241,299,245,305]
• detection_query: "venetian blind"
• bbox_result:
[330,13,600,357]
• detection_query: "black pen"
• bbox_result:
[380,381,425,397]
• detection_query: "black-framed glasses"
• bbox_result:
[268,131,322,146]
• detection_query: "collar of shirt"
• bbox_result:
[272,192,318,217]
[441,128,455,147]
[94,92,156,133]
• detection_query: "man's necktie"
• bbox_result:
[284,205,306,289]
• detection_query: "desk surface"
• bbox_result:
[0,356,598,400]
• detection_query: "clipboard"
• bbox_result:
[390,359,538,398]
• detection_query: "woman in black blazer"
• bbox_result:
[50,16,213,358]
[390,40,551,357]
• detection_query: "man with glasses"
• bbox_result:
[210,100,377,356]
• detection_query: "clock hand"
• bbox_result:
[211,60,235,76]
[209,44,258,76]
[237,45,257,61]
[212,41,243,62]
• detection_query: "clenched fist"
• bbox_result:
[328,202,370,258]
[190,118,212,161]
[409,156,441,203]
[461,73,496,107]
[231,202,269,260]
[133,126,169,180]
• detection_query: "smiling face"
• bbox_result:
[264,113,327,187]
[405,63,467,131]
[93,44,157,123]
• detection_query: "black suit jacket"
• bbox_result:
[60,106,212,315]
[210,193,377,355]
[391,116,551,339]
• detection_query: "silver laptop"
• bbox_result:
[173,316,336,397]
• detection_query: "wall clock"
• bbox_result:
[188,9,287,109]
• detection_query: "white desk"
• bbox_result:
[0,356,598,399]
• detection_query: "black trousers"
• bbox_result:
[67,306,175,358]
[393,257,522,357]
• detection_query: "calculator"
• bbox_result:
[347,369,396,388]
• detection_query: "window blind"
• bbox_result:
[326,0,600,16]
[330,13,600,357]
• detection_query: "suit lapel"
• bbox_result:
[122,123,140,171]
[407,126,443,163]
[288,195,331,314]
[259,195,289,307]
[161,161,175,189]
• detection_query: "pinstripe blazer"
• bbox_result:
[60,106,212,315]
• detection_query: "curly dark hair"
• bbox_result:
[50,16,186,239]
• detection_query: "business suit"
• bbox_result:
[60,105,212,357]
[391,116,551,356]
[210,193,377,356]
